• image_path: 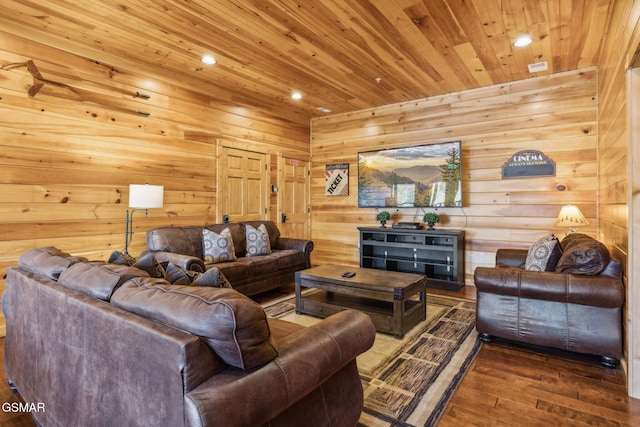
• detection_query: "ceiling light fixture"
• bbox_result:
[513,35,533,47]
[201,55,216,65]
[291,92,302,100]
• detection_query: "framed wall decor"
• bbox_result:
[325,163,349,196]
[502,150,555,178]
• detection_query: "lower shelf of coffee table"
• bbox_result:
[297,290,424,338]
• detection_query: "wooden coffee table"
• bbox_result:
[295,264,426,338]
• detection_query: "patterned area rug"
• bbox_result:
[263,292,480,427]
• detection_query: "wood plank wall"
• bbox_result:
[596,0,640,395]
[597,0,636,271]
[310,68,599,283]
[0,31,310,334]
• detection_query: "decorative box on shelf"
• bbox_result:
[358,227,465,291]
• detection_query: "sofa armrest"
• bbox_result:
[184,309,375,427]
[474,266,624,308]
[151,251,206,273]
[277,237,314,268]
[496,248,528,268]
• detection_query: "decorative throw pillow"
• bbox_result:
[132,253,166,278]
[164,263,201,286]
[245,224,271,257]
[203,228,236,264]
[555,233,610,275]
[525,233,561,271]
[108,250,136,266]
[192,267,233,288]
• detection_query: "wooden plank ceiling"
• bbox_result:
[0,0,614,126]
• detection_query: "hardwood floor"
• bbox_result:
[434,287,640,427]
[1,285,638,426]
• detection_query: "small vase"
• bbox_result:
[427,222,435,230]
[380,220,387,228]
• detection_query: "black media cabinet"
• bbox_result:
[358,227,465,291]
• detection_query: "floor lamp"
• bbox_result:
[124,184,164,255]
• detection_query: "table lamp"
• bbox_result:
[555,204,589,234]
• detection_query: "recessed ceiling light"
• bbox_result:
[291,92,302,100]
[201,55,216,65]
[317,107,332,113]
[513,35,533,47]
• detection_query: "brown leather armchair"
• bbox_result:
[474,234,624,368]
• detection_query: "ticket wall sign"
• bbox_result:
[325,163,349,196]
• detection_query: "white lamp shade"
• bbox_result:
[129,184,164,209]
[555,205,589,228]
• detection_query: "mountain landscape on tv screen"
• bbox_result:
[394,165,441,184]
[358,141,462,208]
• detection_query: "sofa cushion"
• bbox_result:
[111,278,278,370]
[234,256,279,276]
[268,249,306,270]
[203,227,236,264]
[525,233,562,271]
[245,224,272,257]
[58,262,150,300]
[209,261,248,284]
[18,246,86,281]
[555,233,610,275]
[147,226,205,259]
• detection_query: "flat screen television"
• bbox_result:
[358,141,462,208]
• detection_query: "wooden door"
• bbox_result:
[218,146,268,222]
[278,156,310,239]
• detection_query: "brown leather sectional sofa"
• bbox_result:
[145,220,313,296]
[474,233,624,367]
[4,247,375,426]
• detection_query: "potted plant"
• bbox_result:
[423,212,440,230]
[376,211,391,228]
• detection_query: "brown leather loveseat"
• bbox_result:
[474,233,624,367]
[4,247,375,427]
[145,220,313,296]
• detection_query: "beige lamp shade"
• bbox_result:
[556,205,589,232]
[129,184,164,209]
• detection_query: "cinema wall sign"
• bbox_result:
[502,150,556,179]
[325,163,349,196]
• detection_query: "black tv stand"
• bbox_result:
[358,227,465,291]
